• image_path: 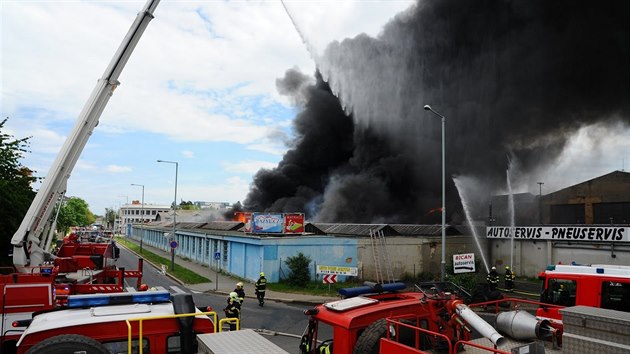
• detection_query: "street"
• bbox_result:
[115,246,315,353]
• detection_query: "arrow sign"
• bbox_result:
[323,274,337,284]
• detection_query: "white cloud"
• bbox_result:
[222,160,279,174]
[182,150,194,158]
[106,165,132,173]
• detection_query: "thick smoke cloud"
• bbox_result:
[245,0,629,223]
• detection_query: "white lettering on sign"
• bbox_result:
[453,253,476,274]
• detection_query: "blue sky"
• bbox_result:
[2,0,414,215]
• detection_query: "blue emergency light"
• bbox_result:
[67,290,171,308]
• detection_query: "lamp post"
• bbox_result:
[423,104,446,282]
[131,183,145,253]
[157,160,178,271]
[537,182,544,224]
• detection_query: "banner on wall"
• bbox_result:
[284,213,305,233]
[486,226,630,243]
[251,213,284,233]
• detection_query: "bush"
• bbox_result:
[284,252,312,287]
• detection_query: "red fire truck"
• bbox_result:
[537,263,630,323]
[1,0,159,351]
[15,290,216,354]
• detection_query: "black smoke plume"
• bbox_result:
[245,0,629,223]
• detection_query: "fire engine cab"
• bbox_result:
[15,290,215,354]
[537,263,630,323]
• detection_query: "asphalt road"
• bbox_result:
[116,247,313,353]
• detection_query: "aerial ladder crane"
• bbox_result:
[10,0,161,272]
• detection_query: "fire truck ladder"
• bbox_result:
[370,229,394,284]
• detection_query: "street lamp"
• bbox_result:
[423,104,446,282]
[131,183,145,253]
[157,160,178,271]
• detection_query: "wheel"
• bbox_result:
[353,319,388,354]
[25,334,110,354]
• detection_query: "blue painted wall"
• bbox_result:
[130,226,358,283]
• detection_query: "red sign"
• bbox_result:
[284,213,305,234]
[323,274,337,284]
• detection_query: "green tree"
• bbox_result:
[57,197,96,235]
[284,252,312,287]
[0,118,36,266]
[104,208,117,229]
[179,200,199,210]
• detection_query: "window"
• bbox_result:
[222,241,228,262]
[543,279,576,306]
[167,335,181,353]
[103,338,148,354]
[601,281,630,312]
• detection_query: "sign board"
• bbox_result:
[486,226,630,243]
[214,252,221,260]
[323,274,337,284]
[453,253,476,274]
[170,240,178,249]
[284,213,305,234]
[251,213,284,233]
[317,265,358,276]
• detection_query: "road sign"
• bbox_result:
[170,240,178,249]
[453,253,475,274]
[214,252,221,260]
[323,274,337,284]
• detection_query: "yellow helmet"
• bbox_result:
[229,292,238,299]
[260,272,265,277]
[505,266,510,270]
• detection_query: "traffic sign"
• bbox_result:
[323,274,337,284]
[170,240,178,249]
[214,252,221,260]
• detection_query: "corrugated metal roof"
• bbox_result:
[200,221,243,231]
[307,223,397,236]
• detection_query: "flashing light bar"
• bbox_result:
[40,267,54,275]
[67,290,171,308]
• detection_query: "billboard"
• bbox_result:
[284,213,305,234]
[486,226,630,243]
[251,213,284,233]
[453,253,476,274]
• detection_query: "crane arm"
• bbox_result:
[11,0,161,271]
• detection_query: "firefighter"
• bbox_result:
[505,266,515,292]
[234,282,245,304]
[223,292,241,331]
[255,272,267,307]
[487,266,499,291]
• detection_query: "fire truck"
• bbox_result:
[298,282,561,354]
[537,263,630,323]
[1,0,159,351]
[15,290,216,354]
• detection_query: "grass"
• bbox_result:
[115,236,210,284]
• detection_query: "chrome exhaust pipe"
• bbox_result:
[496,310,552,340]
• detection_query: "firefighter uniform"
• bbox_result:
[505,266,515,291]
[487,267,500,290]
[223,292,241,331]
[234,282,245,304]
[255,272,267,307]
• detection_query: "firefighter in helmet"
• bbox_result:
[234,281,245,304]
[255,272,267,307]
[487,266,500,291]
[223,292,241,331]
[505,265,515,292]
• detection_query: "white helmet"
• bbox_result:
[491,266,496,270]
[236,282,243,288]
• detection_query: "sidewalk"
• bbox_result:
[117,236,339,305]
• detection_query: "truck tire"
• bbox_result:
[25,334,110,354]
[352,319,387,354]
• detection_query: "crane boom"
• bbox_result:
[11,0,161,271]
